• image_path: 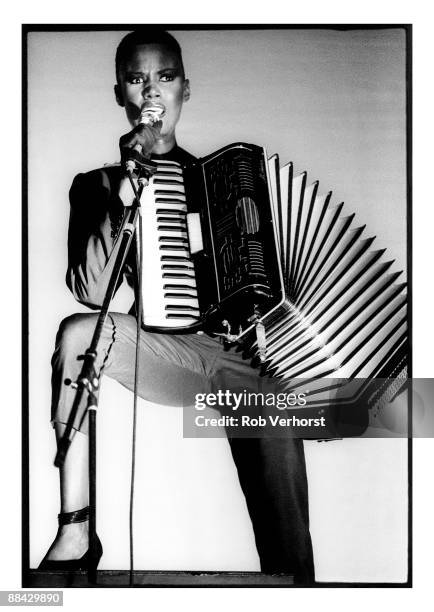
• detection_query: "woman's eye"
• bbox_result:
[129,76,144,84]
[160,74,174,82]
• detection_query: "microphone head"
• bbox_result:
[139,103,166,125]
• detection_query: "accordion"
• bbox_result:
[134,142,407,417]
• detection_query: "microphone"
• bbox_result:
[139,102,166,125]
[124,103,166,174]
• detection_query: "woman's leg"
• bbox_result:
[44,312,218,561]
[228,436,315,583]
[213,345,315,583]
[42,313,102,561]
[43,425,89,561]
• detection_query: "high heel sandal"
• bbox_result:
[38,506,103,571]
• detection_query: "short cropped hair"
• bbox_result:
[115,28,185,83]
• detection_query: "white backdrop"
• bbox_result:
[27,28,408,581]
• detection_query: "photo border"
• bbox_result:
[22,23,412,588]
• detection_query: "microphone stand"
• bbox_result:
[54,160,156,584]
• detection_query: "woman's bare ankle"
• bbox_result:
[45,521,89,561]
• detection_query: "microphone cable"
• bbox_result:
[125,170,145,587]
[123,111,164,586]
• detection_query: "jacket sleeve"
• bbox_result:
[66,169,130,309]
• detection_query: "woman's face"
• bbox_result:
[115,43,190,149]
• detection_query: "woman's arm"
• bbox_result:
[66,168,129,308]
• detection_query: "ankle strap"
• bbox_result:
[58,506,90,525]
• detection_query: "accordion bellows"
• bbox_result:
[261,154,408,386]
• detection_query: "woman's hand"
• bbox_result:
[119,120,162,166]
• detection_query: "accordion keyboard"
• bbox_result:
[140,159,201,329]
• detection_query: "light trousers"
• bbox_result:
[51,312,315,582]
